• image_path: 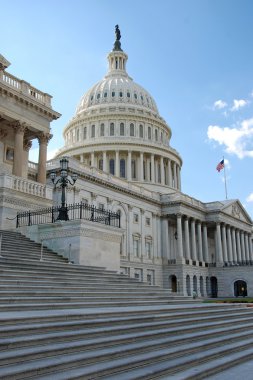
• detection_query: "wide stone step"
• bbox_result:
[1,327,253,380]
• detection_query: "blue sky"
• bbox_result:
[1,0,253,217]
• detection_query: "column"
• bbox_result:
[173,162,177,188]
[236,230,242,263]
[128,206,133,259]
[152,213,157,259]
[177,214,183,259]
[161,217,169,260]
[37,132,52,184]
[248,234,253,261]
[80,154,84,163]
[140,210,145,259]
[168,159,172,187]
[115,150,119,177]
[221,224,228,263]
[184,217,190,260]
[160,156,165,185]
[245,234,250,262]
[177,165,181,190]
[103,151,107,172]
[139,152,144,181]
[90,151,95,167]
[226,226,233,262]
[240,231,246,262]
[216,223,223,263]
[231,228,237,262]
[197,221,203,262]
[203,223,209,262]
[157,215,161,258]
[190,219,197,261]
[13,122,26,177]
[127,151,132,181]
[151,154,155,183]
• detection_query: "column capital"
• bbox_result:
[23,139,32,152]
[12,121,27,134]
[38,132,52,145]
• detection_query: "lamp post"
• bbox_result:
[50,157,78,221]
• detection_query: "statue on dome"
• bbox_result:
[113,25,122,51]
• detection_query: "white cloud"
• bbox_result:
[246,193,253,203]
[207,117,253,159]
[231,99,247,111]
[213,100,227,110]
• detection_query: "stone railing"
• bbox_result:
[0,173,52,199]
[47,157,160,201]
[162,192,205,209]
[0,70,52,108]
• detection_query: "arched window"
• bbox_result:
[119,91,123,97]
[98,159,103,171]
[100,123,105,137]
[193,275,197,293]
[76,129,79,142]
[186,275,191,296]
[131,159,136,179]
[158,164,161,183]
[148,126,151,139]
[130,123,135,137]
[200,276,204,296]
[139,124,143,138]
[104,92,108,98]
[110,123,115,136]
[109,159,115,175]
[155,129,158,141]
[91,125,95,138]
[234,280,247,297]
[120,159,126,178]
[120,123,125,136]
[83,127,87,140]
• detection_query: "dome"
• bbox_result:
[75,49,159,115]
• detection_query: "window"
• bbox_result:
[130,123,135,136]
[155,129,158,141]
[127,92,130,98]
[83,127,87,140]
[112,91,115,97]
[133,240,139,257]
[100,123,104,137]
[104,92,108,98]
[76,129,80,142]
[131,159,136,179]
[133,213,139,223]
[110,123,115,136]
[97,93,100,99]
[98,203,104,210]
[120,159,126,178]
[99,159,103,170]
[90,95,94,101]
[147,269,154,285]
[120,123,125,136]
[119,91,123,97]
[109,159,115,175]
[161,132,163,142]
[91,125,95,138]
[139,124,143,138]
[148,126,151,139]
[158,164,161,183]
[146,242,152,259]
[5,147,14,161]
[134,93,137,99]
[146,217,151,226]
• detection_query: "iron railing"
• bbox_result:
[16,202,121,228]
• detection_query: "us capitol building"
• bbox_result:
[0,27,252,298]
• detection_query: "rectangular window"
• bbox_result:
[148,126,151,139]
[133,213,139,223]
[133,240,139,256]
[91,125,95,138]
[146,217,151,226]
[146,241,151,258]
[98,203,104,210]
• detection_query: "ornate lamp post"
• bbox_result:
[50,157,78,221]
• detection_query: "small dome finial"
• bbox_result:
[113,25,122,51]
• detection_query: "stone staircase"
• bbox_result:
[0,229,253,379]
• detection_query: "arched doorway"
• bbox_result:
[170,275,177,292]
[193,275,197,293]
[200,276,204,297]
[210,276,218,298]
[186,275,191,296]
[234,280,247,297]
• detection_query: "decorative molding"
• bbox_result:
[40,227,121,243]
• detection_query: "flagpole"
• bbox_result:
[223,156,228,200]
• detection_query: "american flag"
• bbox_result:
[216,159,224,172]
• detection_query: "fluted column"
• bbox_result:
[151,154,155,183]
[160,156,165,185]
[162,217,169,260]
[177,214,183,259]
[139,152,144,181]
[190,219,197,261]
[226,226,233,262]
[115,150,119,177]
[37,132,52,184]
[127,151,132,181]
[13,123,26,177]
[221,224,228,263]
[231,228,237,262]
[168,159,172,187]
[240,231,246,262]
[215,223,223,263]
[235,230,242,263]
[197,222,203,262]
[184,217,190,260]
[203,223,209,262]
[103,151,107,172]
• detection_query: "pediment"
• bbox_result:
[221,200,252,224]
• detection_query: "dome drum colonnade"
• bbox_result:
[162,213,253,266]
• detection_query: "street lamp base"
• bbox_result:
[57,207,69,221]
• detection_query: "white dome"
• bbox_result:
[76,50,159,115]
